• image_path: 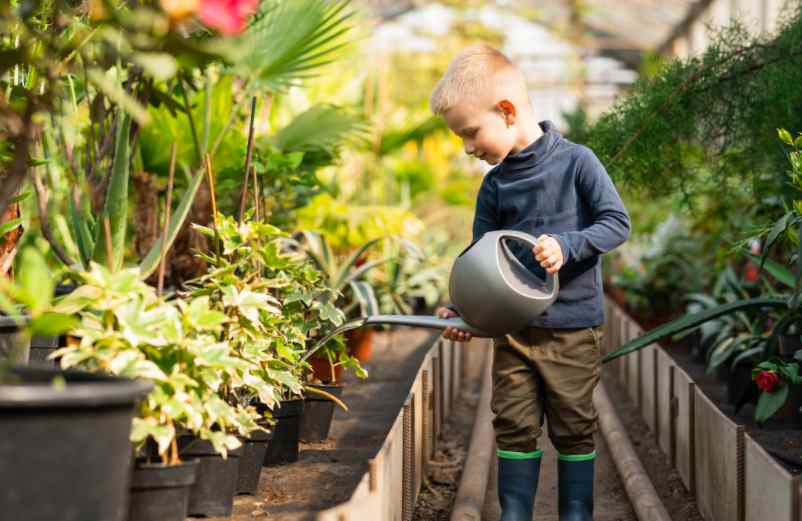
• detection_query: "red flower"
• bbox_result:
[753,370,780,392]
[198,0,258,36]
[744,262,759,283]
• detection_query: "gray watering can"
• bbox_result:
[364,230,559,337]
[302,230,559,361]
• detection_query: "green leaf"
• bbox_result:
[139,165,205,279]
[317,301,344,325]
[755,384,789,423]
[185,296,228,331]
[132,52,177,81]
[93,112,132,272]
[68,195,94,268]
[87,69,151,126]
[349,280,379,317]
[778,128,794,146]
[131,417,174,456]
[745,253,794,288]
[273,104,364,156]
[731,344,765,370]
[795,135,802,149]
[0,218,22,237]
[602,297,788,362]
[29,313,78,336]
[18,247,54,314]
[334,237,385,289]
[240,0,354,89]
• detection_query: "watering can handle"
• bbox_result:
[496,230,559,299]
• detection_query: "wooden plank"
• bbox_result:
[315,491,383,521]
[673,365,696,493]
[626,342,641,408]
[412,377,424,503]
[439,340,452,420]
[640,344,657,434]
[451,340,461,407]
[744,433,800,521]
[618,315,629,388]
[694,387,744,521]
[655,348,675,461]
[385,410,404,521]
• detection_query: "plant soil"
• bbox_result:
[411,373,481,521]
[667,341,802,475]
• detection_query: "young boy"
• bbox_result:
[431,45,630,521]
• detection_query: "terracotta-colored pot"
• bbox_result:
[308,354,343,384]
[346,328,373,363]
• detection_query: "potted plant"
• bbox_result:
[53,263,263,519]
[188,215,355,466]
[0,248,151,521]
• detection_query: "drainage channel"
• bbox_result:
[443,343,703,521]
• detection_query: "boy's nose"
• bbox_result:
[464,142,475,155]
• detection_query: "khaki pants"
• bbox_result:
[491,326,603,455]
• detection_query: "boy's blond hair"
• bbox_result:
[429,44,527,115]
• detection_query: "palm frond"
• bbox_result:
[274,104,366,161]
[239,0,354,89]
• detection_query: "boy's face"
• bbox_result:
[443,98,517,166]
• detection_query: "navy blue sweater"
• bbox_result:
[471,121,630,328]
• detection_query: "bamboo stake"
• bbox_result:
[238,96,258,223]
[157,143,177,297]
[103,217,113,272]
[204,153,221,257]
[251,165,260,222]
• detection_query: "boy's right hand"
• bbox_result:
[435,306,473,343]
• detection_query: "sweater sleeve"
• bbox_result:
[551,148,630,265]
[471,173,499,242]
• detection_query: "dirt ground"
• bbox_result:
[411,378,481,521]
[195,329,440,521]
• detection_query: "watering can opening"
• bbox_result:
[497,237,555,299]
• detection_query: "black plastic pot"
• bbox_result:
[128,459,199,521]
[0,366,151,521]
[29,334,59,365]
[778,334,802,360]
[300,384,342,443]
[0,315,29,363]
[263,399,305,466]
[236,429,273,495]
[727,363,755,405]
[179,436,243,517]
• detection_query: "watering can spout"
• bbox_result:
[362,315,489,337]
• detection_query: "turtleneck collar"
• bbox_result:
[500,120,561,175]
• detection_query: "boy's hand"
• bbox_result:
[533,235,564,274]
[435,306,473,343]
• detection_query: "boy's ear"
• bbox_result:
[496,99,517,126]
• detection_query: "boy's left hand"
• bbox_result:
[532,235,564,274]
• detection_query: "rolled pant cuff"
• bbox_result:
[557,450,597,462]
[497,449,543,460]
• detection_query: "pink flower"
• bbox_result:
[198,0,258,36]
